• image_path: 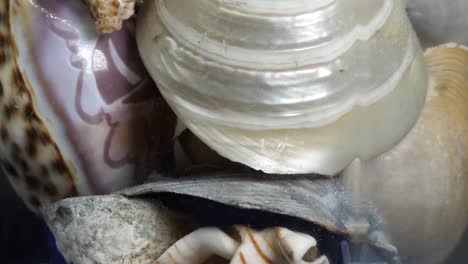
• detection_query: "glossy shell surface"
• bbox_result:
[156,226,328,264]
[359,44,468,264]
[0,0,175,210]
[138,0,428,175]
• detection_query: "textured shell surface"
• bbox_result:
[42,195,193,264]
[1,0,176,211]
[155,226,329,264]
[85,0,137,34]
[406,0,468,47]
[125,42,468,261]
[137,0,428,175]
[122,173,399,260]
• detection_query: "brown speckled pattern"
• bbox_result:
[0,1,77,211]
[85,0,137,33]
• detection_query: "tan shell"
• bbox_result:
[85,0,137,33]
[359,43,468,264]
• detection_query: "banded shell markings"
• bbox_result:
[155,226,329,264]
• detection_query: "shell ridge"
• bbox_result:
[156,0,394,69]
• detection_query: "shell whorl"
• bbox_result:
[154,226,328,264]
[137,0,428,174]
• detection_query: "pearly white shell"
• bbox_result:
[137,0,428,175]
[155,226,329,264]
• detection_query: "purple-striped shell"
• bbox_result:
[0,0,176,211]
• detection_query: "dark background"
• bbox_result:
[0,173,466,263]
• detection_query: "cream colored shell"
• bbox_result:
[358,44,468,264]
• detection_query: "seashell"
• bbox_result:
[357,43,468,264]
[121,174,400,261]
[406,0,468,47]
[155,226,329,264]
[0,0,176,211]
[127,44,468,263]
[155,227,239,264]
[42,195,193,264]
[85,0,138,34]
[136,0,428,175]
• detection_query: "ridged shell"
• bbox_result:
[0,0,176,211]
[121,173,399,261]
[137,0,428,175]
[125,44,468,262]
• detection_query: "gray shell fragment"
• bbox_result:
[121,174,399,261]
[123,175,349,233]
[41,195,193,264]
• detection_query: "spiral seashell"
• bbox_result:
[137,0,428,175]
[85,0,137,33]
[0,0,176,211]
[406,0,468,47]
[155,226,329,264]
[358,43,468,264]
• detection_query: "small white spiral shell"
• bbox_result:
[154,226,328,264]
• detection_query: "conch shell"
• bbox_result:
[137,0,428,175]
[155,226,329,264]
[85,0,137,33]
[1,0,176,211]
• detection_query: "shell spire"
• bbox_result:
[137,0,428,175]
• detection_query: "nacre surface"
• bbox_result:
[138,0,428,175]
